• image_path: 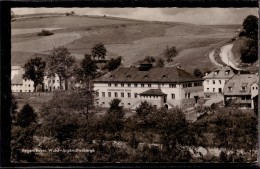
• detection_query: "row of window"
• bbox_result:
[12,90,31,92]
[97,92,176,99]
[206,80,227,85]
[48,80,60,83]
[107,83,202,88]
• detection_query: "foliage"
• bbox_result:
[23,57,46,91]
[11,94,18,122]
[46,47,76,90]
[240,39,258,63]
[155,58,165,67]
[193,68,204,78]
[135,101,155,119]
[11,125,37,162]
[16,104,37,128]
[163,45,178,62]
[37,29,54,36]
[103,56,122,71]
[75,54,98,83]
[241,15,258,40]
[139,56,155,64]
[91,43,107,60]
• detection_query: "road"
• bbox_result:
[219,44,242,70]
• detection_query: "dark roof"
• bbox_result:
[139,89,166,96]
[93,66,202,83]
[224,74,258,96]
[12,74,23,85]
[203,66,235,79]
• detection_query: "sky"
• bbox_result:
[12,8,258,25]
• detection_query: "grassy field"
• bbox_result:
[11,14,240,72]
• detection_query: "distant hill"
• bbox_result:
[11,14,241,73]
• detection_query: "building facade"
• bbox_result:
[93,64,204,109]
[223,74,258,109]
[203,66,235,98]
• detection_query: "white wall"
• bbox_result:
[11,79,34,92]
[43,74,65,91]
[203,79,228,93]
[94,81,203,109]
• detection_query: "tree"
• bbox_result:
[240,39,258,63]
[140,56,155,64]
[103,56,122,71]
[11,93,18,123]
[163,45,178,62]
[91,43,107,60]
[75,54,98,84]
[242,15,258,40]
[23,57,46,92]
[47,47,76,90]
[155,58,165,67]
[16,104,37,128]
[135,101,155,118]
[193,68,204,78]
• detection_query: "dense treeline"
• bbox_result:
[11,90,257,163]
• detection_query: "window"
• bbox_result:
[207,80,209,84]
[207,88,209,92]
[114,83,118,87]
[253,87,255,90]
[96,92,99,97]
[213,80,215,84]
[228,87,232,91]
[28,84,30,87]
[128,93,131,98]
[53,80,55,83]
[141,84,144,87]
[213,88,215,92]
[128,103,131,105]
[53,86,55,89]
[214,71,218,75]
[102,92,105,97]
[148,84,151,87]
[102,102,105,104]
[121,92,124,97]
[128,83,131,87]
[121,83,124,87]
[219,80,221,84]
[134,93,138,98]
[25,79,27,82]
[108,92,111,97]
[183,83,192,88]
[57,86,60,89]
[171,94,175,99]
[241,87,246,91]
[169,84,176,88]
[115,92,118,97]
[194,82,202,87]
[108,83,111,87]
[256,87,258,90]
[185,93,190,99]
[225,71,230,75]
[134,84,138,87]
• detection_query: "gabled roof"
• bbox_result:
[203,66,235,79]
[139,89,166,96]
[93,66,202,83]
[224,74,258,96]
[11,74,23,85]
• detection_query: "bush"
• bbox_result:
[37,29,54,36]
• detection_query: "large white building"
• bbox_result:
[93,64,204,109]
[203,66,235,98]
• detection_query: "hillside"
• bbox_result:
[11,14,240,73]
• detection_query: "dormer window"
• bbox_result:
[126,75,131,79]
[214,71,219,75]
[228,87,232,91]
[225,70,230,75]
[241,86,246,91]
[162,75,167,79]
[144,75,149,79]
[109,75,114,79]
